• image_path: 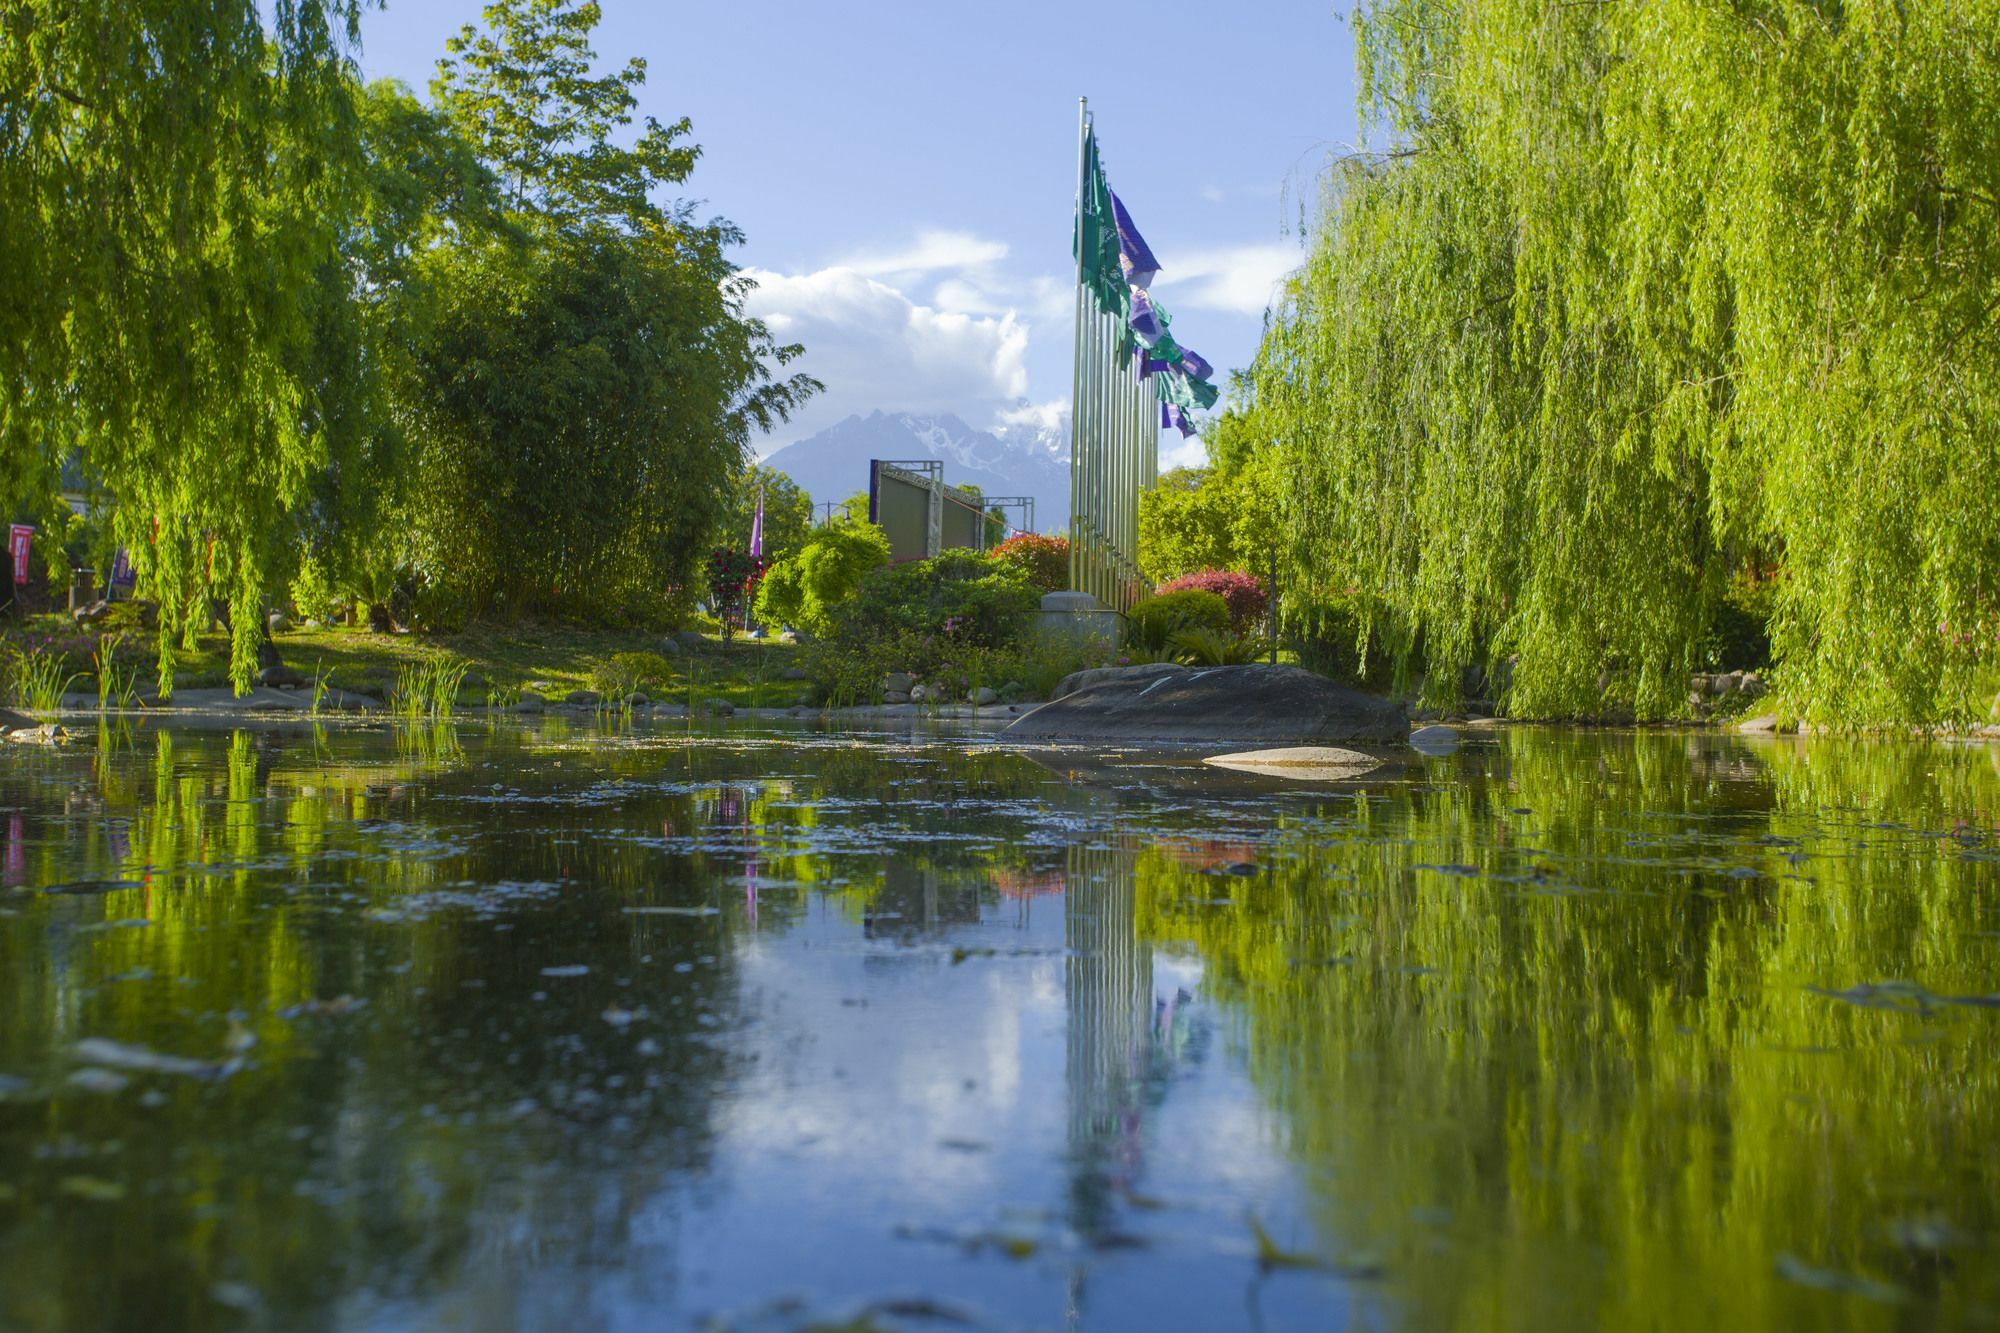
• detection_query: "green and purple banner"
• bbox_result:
[1072,128,1219,437]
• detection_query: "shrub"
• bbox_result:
[705,547,767,634]
[754,522,892,637]
[1128,589,1230,654]
[837,551,1038,648]
[595,650,677,696]
[795,551,1056,703]
[988,533,1069,594]
[1157,569,1268,633]
[1701,570,1775,671]
[799,623,1117,705]
[1168,626,1261,666]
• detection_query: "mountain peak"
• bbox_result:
[762,410,1073,526]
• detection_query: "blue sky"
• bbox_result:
[353,2,1363,464]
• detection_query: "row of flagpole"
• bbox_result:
[1069,273,1153,610]
[1067,98,1216,613]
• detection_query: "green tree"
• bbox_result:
[724,465,814,569]
[1,2,368,690]
[754,522,892,638]
[835,491,873,527]
[1138,469,1235,582]
[298,79,512,629]
[389,0,816,621]
[1255,0,2000,723]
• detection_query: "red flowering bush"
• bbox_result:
[1156,569,1267,632]
[705,547,767,633]
[987,533,1069,593]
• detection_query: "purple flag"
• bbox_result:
[1128,288,1164,346]
[1109,191,1161,291]
[1177,346,1214,381]
[1161,403,1196,437]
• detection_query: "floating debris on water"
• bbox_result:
[70,1039,219,1078]
[1774,1253,1908,1304]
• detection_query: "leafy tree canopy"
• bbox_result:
[1253,0,2000,723]
[2,1,367,689]
[754,522,892,639]
[390,0,816,623]
[724,465,815,570]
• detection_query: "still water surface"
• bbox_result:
[1,720,1996,1332]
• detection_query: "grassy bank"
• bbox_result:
[2,612,811,712]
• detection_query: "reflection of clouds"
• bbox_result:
[717,938,1064,1209]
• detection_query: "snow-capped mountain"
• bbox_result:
[761,409,1071,530]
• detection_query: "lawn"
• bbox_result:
[2,609,813,711]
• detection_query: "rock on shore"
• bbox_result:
[1002,663,1407,746]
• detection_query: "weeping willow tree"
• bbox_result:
[1256,0,2000,724]
[0,2,367,692]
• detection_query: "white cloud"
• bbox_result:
[1161,433,1210,471]
[995,399,1067,436]
[843,228,1009,278]
[1200,185,1225,204]
[1153,242,1301,316]
[931,276,1002,317]
[740,264,1030,451]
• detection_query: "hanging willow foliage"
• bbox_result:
[1255,0,2000,724]
[1,2,365,693]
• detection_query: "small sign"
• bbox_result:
[7,525,30,586]
[110,547,135,587]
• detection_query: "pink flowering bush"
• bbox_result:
[1156,569,1267,632]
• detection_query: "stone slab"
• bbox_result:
[1202,746,1381,781]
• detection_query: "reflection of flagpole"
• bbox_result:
[745,793,758,928]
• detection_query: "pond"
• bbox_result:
[1,719,1996,1331]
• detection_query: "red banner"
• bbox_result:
[8,525,30,586]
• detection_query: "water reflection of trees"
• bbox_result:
[0,722,1132,1330]
[1136,730,2000,1331]
[11,720,1991,1329]
[0,725,757,1331]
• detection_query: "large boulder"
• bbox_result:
[1003,663,1407,746]
[1053,661,1186,700]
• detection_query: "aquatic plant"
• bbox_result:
[308,660,335,716]
[92,635,141,712]
[392,656,467,720]
[7,645,82,716]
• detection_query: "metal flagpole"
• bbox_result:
[1072,101,1088,600]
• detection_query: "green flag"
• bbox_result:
[1154,365,1221,414]
[1074,131,1128,322]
